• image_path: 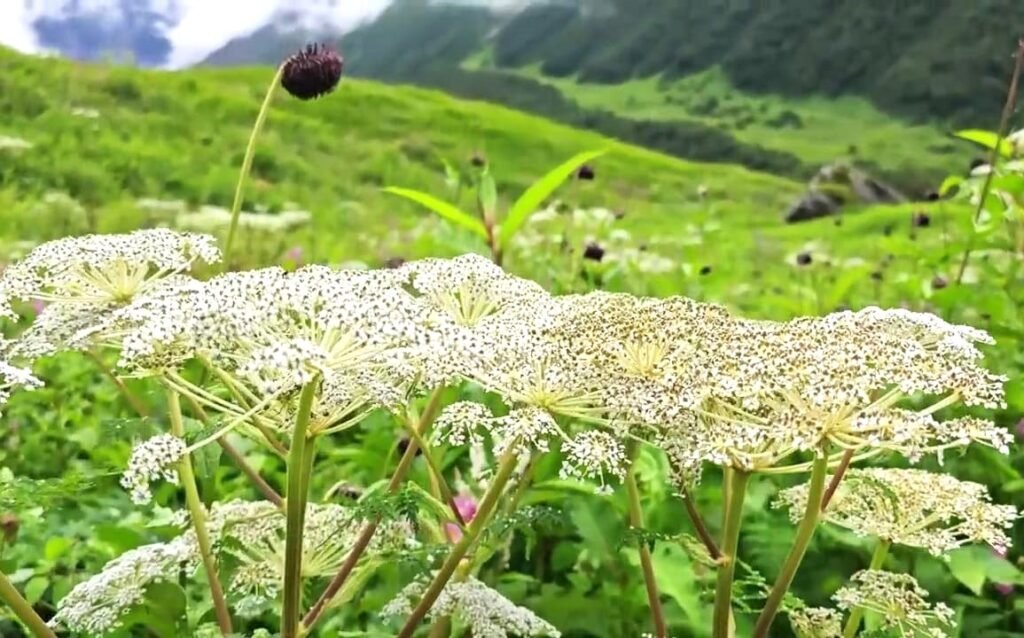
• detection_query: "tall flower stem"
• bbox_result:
[302,388,446,632]
[841,540,891,638]
[681,484,721,561]
[222,66,284,271]
[956,39,1024,284]
[713,469,750,638]
[395,445,522,638]
[167,389,233,635]
[0,570,56,638]
[282,381,319,638]
[753,454,829,637]
[624,448,668,638]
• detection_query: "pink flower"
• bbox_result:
[282,246,305,267]
[993,545,1015,596]
[30,299,46,315]
[444,494,478,543]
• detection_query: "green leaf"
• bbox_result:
[383,187,488,237]
[478,170,498,219]
[44,536,72,561]
[938,175,963,196]
[947,546,1024,595]
[500,149,607,245]
[953,130,1013,157]
[24,576,48,604]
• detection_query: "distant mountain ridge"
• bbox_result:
[202,0,1023,127]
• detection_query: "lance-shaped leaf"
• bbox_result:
[384,187,488,238]
[500,149,607,245]
[954,129,1014,157]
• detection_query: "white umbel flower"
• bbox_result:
[776,468,1018,555]
[120,434,187,504]
[833,570,954,637]
[789,607,842,638]
[0,348,42,416]
[559,430,628,494]
[383,576,560,638]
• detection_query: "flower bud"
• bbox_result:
[281,43,344,101]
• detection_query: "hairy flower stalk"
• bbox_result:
[624,444,667,638]
[713,469,749,638]
[396,442,522,638]
[754,454,829,637]
[282,379,319,638]
[167,389,233,635]
[302,387,447,632]
[0,571,56,638]
[841,541,891,638]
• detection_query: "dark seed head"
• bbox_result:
[699,265,712,276]
[924,190,940,201]
[583,242,605,262]
[0,513,18,543]
[383,257,406,269]
[796,251,813,266]
[281,43,343,101]
[576,164,596,181]
[912,211,931,228]
[932,275,948,290]
[470,152,487,167]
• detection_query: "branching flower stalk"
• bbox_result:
[282,379,319,638]
[680,484,721,560]
[753,453,830,637]
[395,442,523,638]
[624,444,667,638]
[713,469,750,638]
[166,389,233,635]
[842,540,892,638]
[302,387,447,633]
[0,571,56,638]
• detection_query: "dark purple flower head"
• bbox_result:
[932,275,948,290]
[912,211,931,228]
[470,152,487,168]
[281,43,344,101]
[576,164,596,181]
[699,265,712,276]
[583,242,605,262]
[796,252,813,266]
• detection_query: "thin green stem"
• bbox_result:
[842,540,891,638]
[396,444,522,638]
[753,454,830,637]
[223,65,284,271]
[713,469,750,638]
[401,414,465,527]
[625,450,668,638]
[282,381,319,638]
[167,390,233,635]
[302,388,446,632]
[0,570,56,638]
[681,484,721,560]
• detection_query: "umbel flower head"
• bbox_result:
[834,570,955,637]
[281,43,344,100]
[0,349,42,416]
[776,467,1018,555]
[383,576,561,638]
[788,607,842,638]
[120,434,187,504]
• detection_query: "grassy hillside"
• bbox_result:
[0,46,806,270]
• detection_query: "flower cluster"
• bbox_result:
[776,468,1018,555]
[0,347,42,416]
[382,576,561,638]
[834,570,955,637]
[120,433,187,504]
[788,607,842,638]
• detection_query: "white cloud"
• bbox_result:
[0,2,39,53]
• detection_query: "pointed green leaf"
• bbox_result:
[500,149,607,244]
[953,130,1013,157]
[384,187,488,237]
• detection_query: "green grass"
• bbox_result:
[508,65,969,183]
[0,47,809,266]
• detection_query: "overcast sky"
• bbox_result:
[0,0,394,67]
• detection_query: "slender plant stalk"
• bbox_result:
[222,65,284,271]
[713,469,750,638]
[282,381,319,638]
[753,454,829,637]
[0,570,56,638]
[821,448,854,511]
[167,390,233,635]
[624,453,668,638]
[956,39,1024,284]
[841,540,891,638]
[401,415,465,527]
[396,445,522,638]
[87,350,150,417]
[302,388,446,632]
[681,484,722,560]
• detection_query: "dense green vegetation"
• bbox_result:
[2,40,1024,638]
